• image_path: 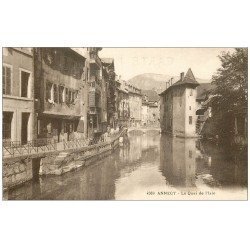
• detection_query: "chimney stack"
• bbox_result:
[180,72,184,81]
[166,81,169,89]
[170,77,173,86]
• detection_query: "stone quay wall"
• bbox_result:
[3,129,127,191]
[3,158,33,190]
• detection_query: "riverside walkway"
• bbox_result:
[3,129,127,160]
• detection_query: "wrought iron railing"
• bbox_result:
[3,128,128,159]
[3,138,57,158]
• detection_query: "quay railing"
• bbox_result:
[3,128,128,159]
[3,138,57,158]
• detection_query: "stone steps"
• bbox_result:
[54,152,71,164]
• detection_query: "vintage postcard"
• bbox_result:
[2,47,248,200]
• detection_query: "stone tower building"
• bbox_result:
[159,68,199,137]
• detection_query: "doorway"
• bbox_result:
[3,112,13,144]
[21,113,30,145]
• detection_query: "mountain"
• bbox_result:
[128,73,211,94]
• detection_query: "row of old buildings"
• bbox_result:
[2,47,160,145]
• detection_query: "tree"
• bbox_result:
[208,48,248,141]
[211,48,248,113]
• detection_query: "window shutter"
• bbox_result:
[54,85,58,103]
[65,88,68,103]
[6,67,11,95]
[2,66,6,94]
[46,82,50,100]
[69,90,71,103]
[47,122,52,134]
[59,86,63,103]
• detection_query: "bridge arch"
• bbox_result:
[127,127,161,135]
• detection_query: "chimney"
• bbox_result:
[170,77,173,86]
[180,72,184,81]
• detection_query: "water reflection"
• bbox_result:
[196,140,247,187]
[160,136,196,187]
[5,132,247,200]
[160,136,247,190]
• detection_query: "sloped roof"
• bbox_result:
[70,48,87,58]
[184,68,197,83]
[171,68,198,87]
[159,68,199,96]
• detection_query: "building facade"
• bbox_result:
[141,90,160,126]
[148,101,160,125]
[117,79,130,127]
[33,48,86,142]
[102,58,118,129]
[3,48,35,145]
[100,61,109,133]
[141,94,149,126]
[159,69,199,137]
[87,48,103,137]
[127,84,142,127]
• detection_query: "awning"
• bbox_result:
[40,112,81,120]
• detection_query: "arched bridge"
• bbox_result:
[127,127,161,134]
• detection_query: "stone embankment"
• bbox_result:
[3,129,127,190]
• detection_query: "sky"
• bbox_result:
[99,48,235,80]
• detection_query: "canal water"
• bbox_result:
[5,131,247,200]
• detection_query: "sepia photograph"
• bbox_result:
[1,2,250,250]
[2,47,248,200]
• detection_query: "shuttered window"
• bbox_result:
[54,84,58,103]
[189,116,192,125]
[59,86,64,103]
[65,88,69,104]
[46,81,53,100]
[68,90,72,103]
[21,71,30,98]
[2,66,11,95]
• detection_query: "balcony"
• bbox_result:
[89,53,102,69]
[88,76,102,94]
[88,106,101,115]
[88,91,101,114]
[89,75,101,85]
[43,98,81,118]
